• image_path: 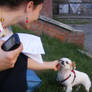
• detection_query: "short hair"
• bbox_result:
[0,0,44,8]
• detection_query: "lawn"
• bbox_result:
[12,26,92,92]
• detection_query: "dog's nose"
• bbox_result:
[61,61,64,65]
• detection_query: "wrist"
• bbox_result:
[43,62,53,70]
[48,61,56,70]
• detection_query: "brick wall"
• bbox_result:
[30,20,84,47]
[41,0,53,18]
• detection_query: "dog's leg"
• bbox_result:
[63,87,66,91]
[84,82,91,92]
[76,85,81,92]
[85,86,90,92]
[66,86,72,92]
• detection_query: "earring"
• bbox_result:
[26,17,29,23]
[0,17,4,22]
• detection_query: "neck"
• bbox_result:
[60,69,71,73]
[0,7,24,28]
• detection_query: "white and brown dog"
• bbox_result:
[57,58,91,92]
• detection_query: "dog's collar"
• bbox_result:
[72,69,76,83]
[58,70,76,84]
[58,74,71,83]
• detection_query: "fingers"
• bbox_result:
[4,43,23,65]
[0,40,5,45]
[5,44,23,68]
[0,40,5,50]
[53,60,59,71]
[56,63,61,71]
[53,60,61,71]
[8,43,23,57]
[0,41,23,70]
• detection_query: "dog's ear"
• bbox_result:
[72,61,76,70]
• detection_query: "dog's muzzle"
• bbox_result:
[61,61,64,65]
[59,60,64,65]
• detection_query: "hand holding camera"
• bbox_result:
[0,34,23,71]
[2,33,21,51]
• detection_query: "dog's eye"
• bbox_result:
[66,62,69,64]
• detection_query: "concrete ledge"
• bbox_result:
[55,15,92,19]
[39,15,83,32]
[78,49,92,58]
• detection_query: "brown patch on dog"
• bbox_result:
[72,61,76,69]
[70,61,76,70]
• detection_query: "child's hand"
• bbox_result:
[52,60,61,71]
[0,40,23,71]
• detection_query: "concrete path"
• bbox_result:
[70,24,92,56]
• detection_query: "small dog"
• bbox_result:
[57,58,91,92]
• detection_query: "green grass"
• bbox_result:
[12,26,92,92]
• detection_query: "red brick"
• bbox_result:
[41,0,53,18]
[30,20,84,47]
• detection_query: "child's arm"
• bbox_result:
[27,58,59,71]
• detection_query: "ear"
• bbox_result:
[26,1,34,12]
[72,61,76,70]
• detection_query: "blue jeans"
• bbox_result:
[26,70,42,92]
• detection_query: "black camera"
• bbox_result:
[2,33,21,51]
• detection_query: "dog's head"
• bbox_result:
[59,58,76,70]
